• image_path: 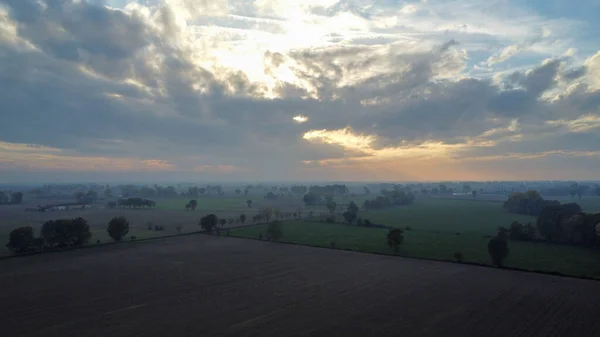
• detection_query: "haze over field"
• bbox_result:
[1,0,599,182]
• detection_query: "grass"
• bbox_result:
[231,221,600,279]
[359,198,536,235]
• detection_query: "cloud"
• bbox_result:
[0,0,599,182]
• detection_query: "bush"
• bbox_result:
[330,241,336,249]
[387,228,404,253]
[147,222,153,230]
[267,221,283,241]
[96,239,101,244]
[108,216,130,242]
[405,226,411,231]
[130,236,137,241]
[175,224,183,233]
[6,227,35,253]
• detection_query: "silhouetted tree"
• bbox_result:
[200,214,218,234]
[261,207,273,222]
[267,221,283,241]
[10,192,23,204]
[6,226,34,253]
[41,218,91,247]
[246,199,252,208]
[240,214,246,224]
[342,211,357,224]
[108,216,130,242]
[188,199,198,211]
[488,228,509,267]
[387,228,404,253]
[274,208,281,220]
[326,197,337,215]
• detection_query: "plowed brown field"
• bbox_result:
[1,235,600,337]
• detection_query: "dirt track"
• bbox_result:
[1,235,600,337]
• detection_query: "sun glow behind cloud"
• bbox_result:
[293,115,308,123]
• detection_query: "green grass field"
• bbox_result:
[359,198,536,235]
[230,197,600,279]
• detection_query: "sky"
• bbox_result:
[0,0,599,183]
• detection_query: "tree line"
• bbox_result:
[503,190,600,246]
[0,191,23,205]
[6,216,132,253]
[106,198,156,209]
[363,188,415,210]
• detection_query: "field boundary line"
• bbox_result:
[0,221,283,261]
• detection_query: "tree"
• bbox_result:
[10,192,23,204]
[74,191,85,202]
[108,216,130,242]
[240,214,246,224]
[200,214,218,234]
[347,201,359,214]
[0,191,9,204]
[488,228,509,267]
[235,189,241,195]
[342,211,357,224]
[274,208,281,220]
[6,226,34,253]
[188,199,198,211]
[261,207,273,222]
[472,190,477,198]
[41,218,92,247]
[267,221,283,241]
[364,186,371,195]
[219,219,227,227]
[537,203,582,242]
[326,197,337,215]
[387,228,404,253]
[246,199,252,208]
[187,187,199,197]
[71,217,92,246]
[104,186,112,198]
